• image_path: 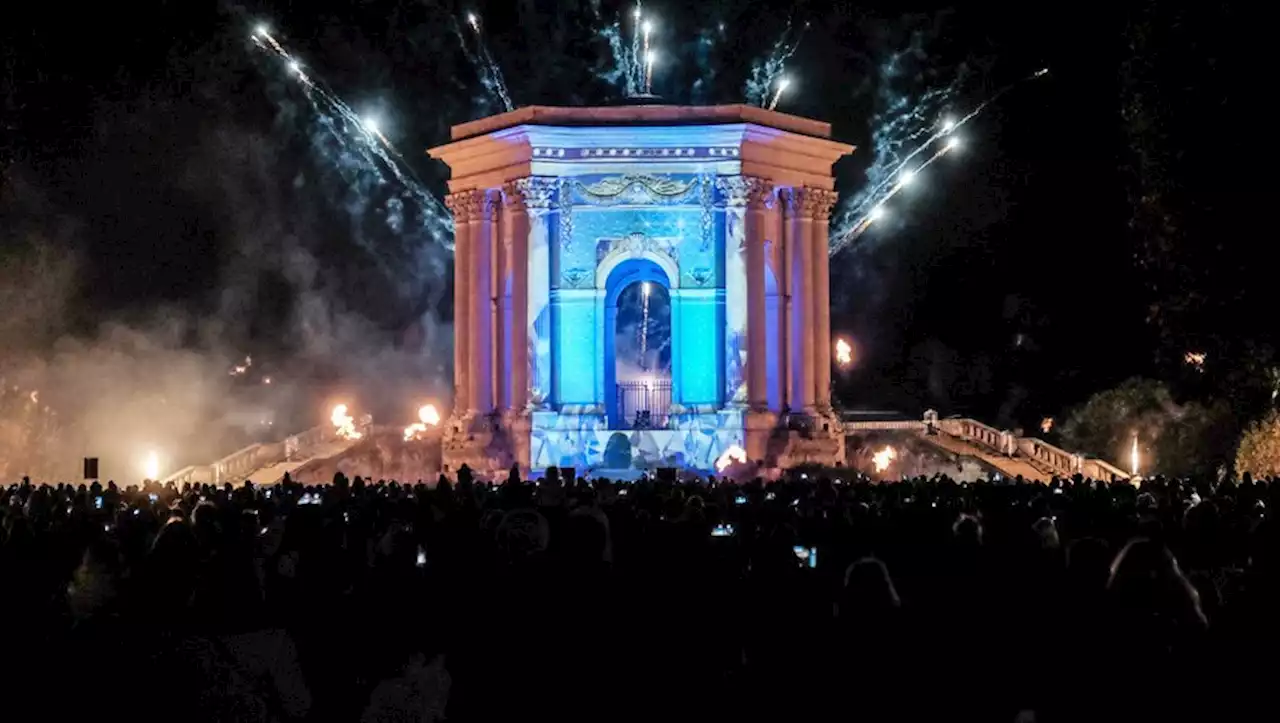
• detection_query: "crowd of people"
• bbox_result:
[3,466,1278,722]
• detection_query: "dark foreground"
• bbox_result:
[2,471,1276,722]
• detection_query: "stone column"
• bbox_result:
[744,178,773,411]
[445,191,478,414]
[470,190,498,415]
[783,188,816,413]
[501,178,543,414]
[808,189,838,410]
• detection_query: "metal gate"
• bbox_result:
[616,380,672,429]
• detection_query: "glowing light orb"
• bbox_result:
[834,338,854,368]
[872,446,896,473]
[946,136,961,151]
[634,7,642,19]
[643,20,653,34]
[715,444,749,473]
[642,281,651,297]
[363,117,380,134]
[331,404,363,441]
[143,450,160,481]
[254,24,269,37]
[646,50,656,65]
[288,60,301,74]
[403,404,441,441]
[941,117,956,133]
[868,205,886,222]
[1041,417,1054,434]
[1035,67,1049,77]
[899,169,916,186]
[467,13,479,32]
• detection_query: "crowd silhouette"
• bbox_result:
[3,466,1276,722]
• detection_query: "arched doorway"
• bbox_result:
[603,259,673,428]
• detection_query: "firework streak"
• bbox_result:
[829,68,1049,256]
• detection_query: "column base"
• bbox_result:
[767,409,846,470]
[441,410,526,480]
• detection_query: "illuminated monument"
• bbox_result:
[429,105,853,475]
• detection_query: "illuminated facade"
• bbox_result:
[430,105,852,475]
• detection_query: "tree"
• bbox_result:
[1060,378,1234,479]
[1235,410,1280,478]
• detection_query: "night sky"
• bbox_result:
[1,1,1266,437]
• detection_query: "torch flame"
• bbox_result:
[715,444,749,473]
[403,404,441,441]
[872,446,896,473]
[835,338,854,368]
[1130,435,1139,477]
[331,404,363,441]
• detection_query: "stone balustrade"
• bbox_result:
[844,413,1131,482]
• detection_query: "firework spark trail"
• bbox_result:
[630,5,644,93]
[459,12,514,112]
[744,19,807,107]
[588,4,640,96]
[831,139,959,250]
[250,25,453,252]
[829,68,1050,255]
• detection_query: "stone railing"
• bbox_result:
[841,411,1131,482]
[938,418,1014,455]
[161,416,371,486]
[844,420,927,432]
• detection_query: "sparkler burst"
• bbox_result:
[745,19,808,107]
[767,76,792,111]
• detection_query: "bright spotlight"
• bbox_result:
[868,205,886,222]
[288,60,301,74]
[466,12,479,31]
[643,20,653,34]
[899,169,916,186]
[363,117,380,134]
[254,23,269,37]
[941,117,956,133]
[143,450,160,481]
[946,136,961,150]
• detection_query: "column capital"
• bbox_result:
[444,190,483,222]
[480,188,501,220]
[715,175,773,209]
[805,188,839,221]
[780,187,837,220]
[503,177,557,212]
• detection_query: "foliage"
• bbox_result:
[1235,410,1280,478]
[1060,378,1235,478]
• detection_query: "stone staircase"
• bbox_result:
[163,418,370,487]
[844,412,1130,483]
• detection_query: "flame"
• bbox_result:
[1130,435,1139,477]
[331,404,363,441]
[1184,351,1206,371]
[403,404,441,441]
[1041,417,1054,434]
[143,450,160,481]
[835,338,854,368]
[715,444,749,473]
[872,446,896,473]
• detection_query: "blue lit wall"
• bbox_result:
[544,171,726,414]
